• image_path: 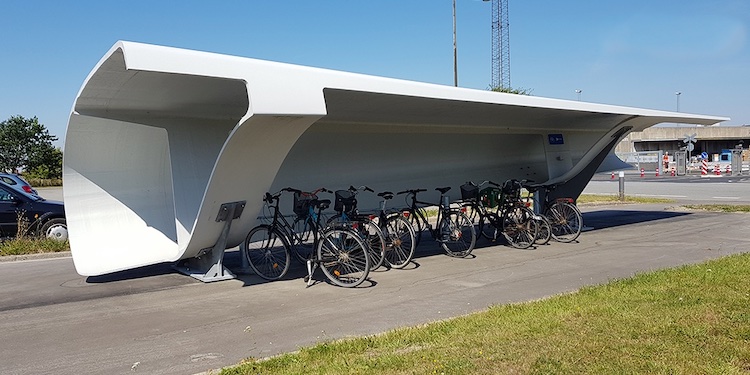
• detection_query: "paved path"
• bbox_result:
[1,201,748,374]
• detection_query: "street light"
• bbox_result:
[575,89,582,101]
[453,0,458,87]
[675,92,681,112]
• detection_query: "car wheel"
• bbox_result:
[41,218,68,241]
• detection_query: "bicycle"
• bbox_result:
[398,187,476,258]
[459,180,503,241]
[522,182,583,243]
[327,186,387,271]
[517,181,552,245]
[243,187,371,287]
[469,180,539,249]
[373,190,416,269]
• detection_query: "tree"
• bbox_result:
[489,86,533,95]
[0,115,61,178]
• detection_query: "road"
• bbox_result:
[584,173,750,204]
[1,183,749,374]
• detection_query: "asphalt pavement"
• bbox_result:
[1,184,749,374]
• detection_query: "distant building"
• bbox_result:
[616,125,750,162]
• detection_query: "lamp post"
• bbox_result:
[675,92,681,112]
[575,89,582,101]
[453,0,458,87]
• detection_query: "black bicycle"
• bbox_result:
[523,182,583,243]
[243,187,370,287]
[373,190,416,269]
[327,186,387,271]
[398,187,476,258]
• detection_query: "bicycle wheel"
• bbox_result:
[405,209,424,248]
[534,214,552,245]
[244,225,291,281]
[501,206,538,249]
[317,228,370,287]
[438,211,476,257]
[361,218,386,271]
[383,215,416,269]
[545,201,582,243]
[292,216,316,263]
[478,211,499,241]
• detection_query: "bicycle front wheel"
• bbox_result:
[317,228,370,287]
[291,216,316,263]
[545,202,582,243]
[438,211,476,257]
[383,215,416,269]
[501,206,538,249]
[244,225,291,281]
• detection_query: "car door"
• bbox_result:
[0,185,21,237]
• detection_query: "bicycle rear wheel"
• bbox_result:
[405,209,424,248]
[501,206,538,249]
[534,214,552,245]
[545,201,582,243]
[361,219,386,271]
[383,215,416,269]
[244,225,291,281]
[478,211,500,241]
[292,217,316,263]
[438,211,476,257]
[318,228,370,287]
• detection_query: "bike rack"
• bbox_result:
[174,201,246,282]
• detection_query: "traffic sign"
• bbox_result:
[686,143,694,152]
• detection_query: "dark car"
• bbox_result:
[0,181,67,241]
[0,173,39,195]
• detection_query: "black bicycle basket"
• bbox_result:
[293,191,316,218]
[502,180,521,199]
[460,183,479,201]
[334,190,357,214]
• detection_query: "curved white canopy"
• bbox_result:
[64,41,727,276]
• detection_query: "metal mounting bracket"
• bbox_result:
[174,201,246,282]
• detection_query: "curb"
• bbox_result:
[0,251,72,263]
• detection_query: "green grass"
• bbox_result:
[0,237,69,256]
[221,253,750,375]
[681,204,750,213]
[577,194,675,204]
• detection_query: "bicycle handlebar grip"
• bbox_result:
[264,192,274,203]
[364,186,374,193]
[283,187,300,193]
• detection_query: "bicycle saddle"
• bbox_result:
[435,187,451,194]
[378,191,394,200]
[314,199,331,211]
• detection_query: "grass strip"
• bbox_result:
[222,253,750,375]
[681,204,750,213]
[0,238,69,256]
[577,194,675,204]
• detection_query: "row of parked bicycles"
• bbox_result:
[243,179,583,288]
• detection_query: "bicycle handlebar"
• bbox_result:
[396,188,427,195]
[348,185,374,193]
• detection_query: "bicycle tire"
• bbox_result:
[383,215,416,269]
[405,209,424,248]
[327,214,386,271]
[291,216,316,263]
[244,225,291,281]
[534,214,552,245]
[545,201,582,243]
[438,211,476,257]
[501,206,538,249]
[478,211,499,241]
[317,228,370,287]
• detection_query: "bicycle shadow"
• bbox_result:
[581,209,692,231]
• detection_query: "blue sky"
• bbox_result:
[2,0,748,147]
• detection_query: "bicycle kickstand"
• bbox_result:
[305,259,317,287]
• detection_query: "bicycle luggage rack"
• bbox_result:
[174,201,246,282]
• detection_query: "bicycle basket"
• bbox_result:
[479,187,501,208]
[334,190,357,214]
[293,191,316,217]
[502,180,521,196]
[460,183,479,201]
